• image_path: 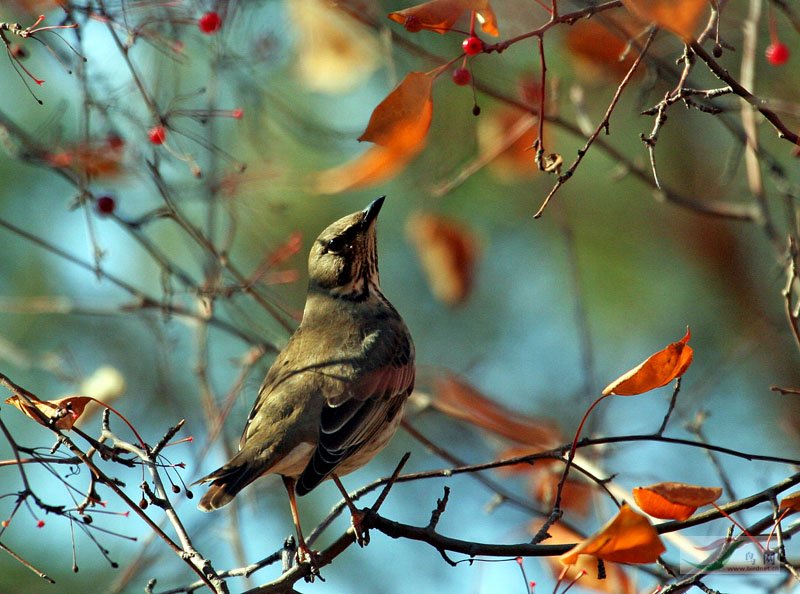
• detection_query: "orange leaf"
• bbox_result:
[406,212,478,306]
[565,14,644,82]
[315,71,434,193]
[476,107,541,180]
[5,394,94,430]
[621,0,707,41]
[432,374,561,447]
[45,136,125,178]
[602,328,693,395]
[388,0,499,36]
[560,503,666,565]
[779,491,800,513]
[314,145,419,194]
[538,523,635,593]
[634,482,721,521]
[358,71,433,149]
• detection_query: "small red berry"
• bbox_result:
[95,195,116,216]
[36,520,45,528]
[198,11,222,35]
[148,125,167,145]
[404,15,422,33]
[766,42,789,65]
[231,108,244,119]
[452,67,471,86]
[462,36,484,56]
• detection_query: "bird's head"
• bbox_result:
[307,196,385,299]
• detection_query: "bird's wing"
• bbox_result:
[296,329,415,495]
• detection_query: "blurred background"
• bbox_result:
[1,1,799,593]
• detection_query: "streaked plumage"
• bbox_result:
[197,197,414,556]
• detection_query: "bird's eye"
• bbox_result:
[326,236,347,253]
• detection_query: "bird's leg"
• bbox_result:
[332,474,369,546]
[282,476,320,578]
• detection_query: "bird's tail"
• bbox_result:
[195,459,262,512]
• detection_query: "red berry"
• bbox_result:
[462,36,484,56]
[95,195,116,216]
[36,520,45,528]
[404,15,422,33]
[452,67,471,86]
[766,42,789,65]
[231,108,244,119]
[148,125,167,145]
[198,11,222,35]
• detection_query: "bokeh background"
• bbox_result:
[1,1,800,593]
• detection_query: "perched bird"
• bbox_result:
[197,196,415,561]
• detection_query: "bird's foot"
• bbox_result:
[297,544,323,582]
[350,508,370,547]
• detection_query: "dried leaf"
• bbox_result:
[432,374,561,447]
[45,136,125,178]
[538,523,635,593]
[315,72,434,193]
[565,15,643,81]
[289,0,381,93]
[406,212,478,306]
[388,0,499,36]
[358,72,434,149]
[634,482,722,521]
[621,0,707,41]
[501,454,593,515]
[6,394,94,430]
[780,491,800,513]
[314,145,417,194]
[602,328,693,396]
[476,108,540,180]
[560,503,666,565]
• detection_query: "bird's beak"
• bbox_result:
[362,196,385,226]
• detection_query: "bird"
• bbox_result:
[196,196,415,564]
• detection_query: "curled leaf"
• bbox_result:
[406,212,478,306]
[633,482,722,521]
[602,328,693,396]
[560,503,666,565]
[6,394,93,430]
[388,0,499,36]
